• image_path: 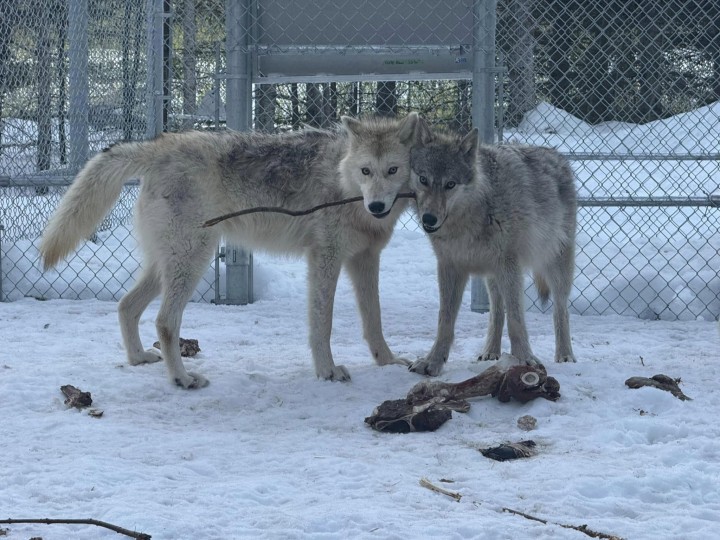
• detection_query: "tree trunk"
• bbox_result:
[255,84,276,132]
[505,0,536,127]
[321,82,336,127]
[453,80,471,133]
[122,0,143,139]
[546,3,573,115]
[375,81,397,116]
[636,1,665,122]
[290,83,300,129]
[36,17,53,171]
[182,0,197,129]
[57,14,67,165]
[306,83,328,127]
[1,3,18,155]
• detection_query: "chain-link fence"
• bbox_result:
[1,1,719,320]
[494,0,720,320]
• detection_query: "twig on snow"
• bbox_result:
[501,507,624,540]
[202,192,416,228]
[419,477,462,502]
[0,518,151,540]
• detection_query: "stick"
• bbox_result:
[419,477,462,502]
[0,518,151,539]
[501,508,623,540]
[202,192,416,228]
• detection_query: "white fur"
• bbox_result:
[40,114,419,387]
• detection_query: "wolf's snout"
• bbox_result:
[421,212,441,233]
[368,201,386,214]
[422,213,438,227]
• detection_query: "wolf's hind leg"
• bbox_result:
[118,266,163,365]
[495,265,542,366]
[346,249,409,368]
[154,240,216,389]
[544,248,576,363]
[478,276,504,361]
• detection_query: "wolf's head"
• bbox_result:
[339,112,419,218]
[409,119,479,233]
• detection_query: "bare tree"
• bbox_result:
[255,84,277,132]
[182,0,197,128]
[1,0,20,154]
[305,83,336,127]
[290,83,300,129]
[453,80,471,133]
[36,10,52,171]
[376,81,397,116]
[305,83,322,127]
[636,0,665,122]
[505,0,536,127]
[122,0,144,140]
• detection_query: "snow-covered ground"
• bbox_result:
[1,228,719,540]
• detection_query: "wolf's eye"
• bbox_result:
[388,166,398,175]
[361,167,371,175]
[445,181,456,190]
[419,176,428,186]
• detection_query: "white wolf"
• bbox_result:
[407,120,577,376]
[40,113,420,387]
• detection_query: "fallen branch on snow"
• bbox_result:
[419,478,462,502]
[501,507,624,540]
[0,518,151,539]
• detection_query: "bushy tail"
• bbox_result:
[534,272,551,306]
[39,143,148,270]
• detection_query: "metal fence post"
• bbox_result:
[0,224,4,302]
[223,0,253,304]
[470,0,497,313]
[146,0,164,138]
[68,0,89,172]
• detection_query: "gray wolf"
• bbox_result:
[407,120,577,376]
[40,113,419,388]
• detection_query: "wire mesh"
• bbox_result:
[1,0,718,320]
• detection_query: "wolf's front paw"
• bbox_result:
[317,364,352,382]
[555,353,577,363]
[128,349,163,365]
[523,354,543,367]
[174,371,209,389]
[477,351,500,362]
[376,354,412,367]
[408,358,444,377]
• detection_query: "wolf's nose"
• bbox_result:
[422,213,437,227]
[368,201,386,214]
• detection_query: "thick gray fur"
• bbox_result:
[408,119,577,376]
[40,113,420,387]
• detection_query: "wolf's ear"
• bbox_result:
[416,116,434,146]
[396,111,419,144]
[341,116,363,138]
[460,128,479,159]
